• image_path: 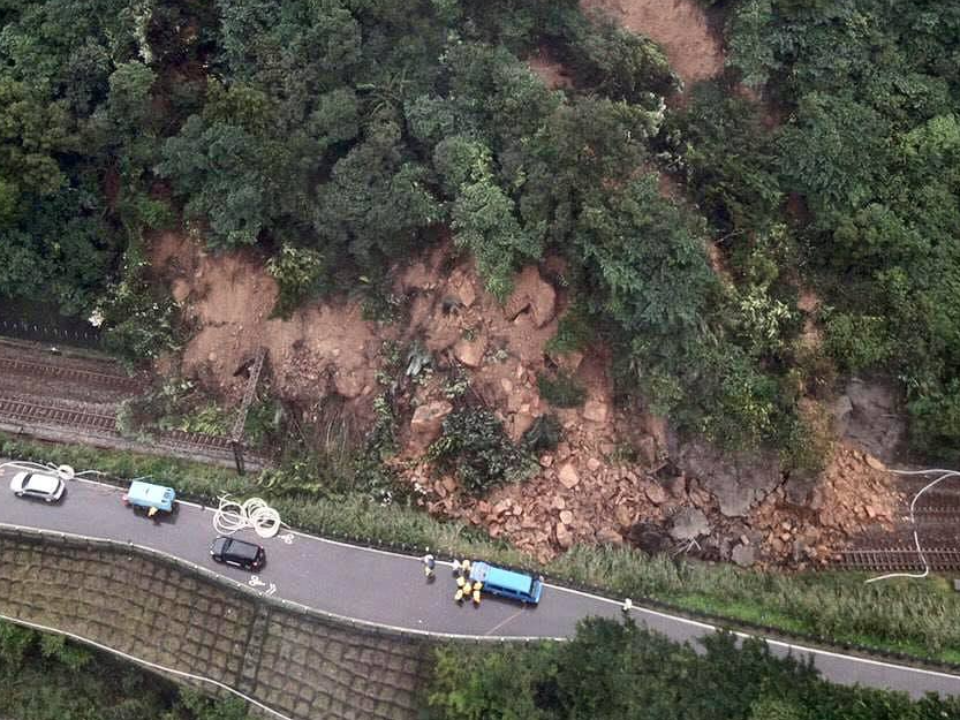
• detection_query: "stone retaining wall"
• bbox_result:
[0,529,429,720]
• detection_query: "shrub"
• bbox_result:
[428,408,533,494]
[537,371,587,408]
[426,618,960,719]
[265,244,328,319]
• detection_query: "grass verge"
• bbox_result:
[2,432,959,666]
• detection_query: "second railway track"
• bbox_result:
[0,356,141,392]
[0,397,116,432]
[839,547,960,572]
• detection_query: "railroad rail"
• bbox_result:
[838,547,960,572]
[0,395,273,469]
[0,397,116,432]
[0,356,140,392]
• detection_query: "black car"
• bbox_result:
[210,536,266,571]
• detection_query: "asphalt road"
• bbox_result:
[1,462,959,699]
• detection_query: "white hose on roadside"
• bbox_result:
[213,495,283,539]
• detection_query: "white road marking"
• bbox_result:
[3,471,960,684]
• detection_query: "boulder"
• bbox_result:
[669,508,711,541]
[637,435,658,466]
[334,370,365,399]
[665,475,687,498]
[409,401,452,453]
[558,463,580,489]
[504,266,556,328]
[644,482,667,505]
[783,469,817,506]
[627,522,672,555]
[596,527,623,545]
[583,400,609,424]
[840,379,905,461]
[455,277,477,308]
[556,522,574,549]
[453,335,487,367]
[679,440,781,518]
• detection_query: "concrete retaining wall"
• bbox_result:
[0,529,429,720]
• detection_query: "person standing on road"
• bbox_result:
[422,552,436,580]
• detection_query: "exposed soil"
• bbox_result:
[582,0,725,90]
[148,233,904,569]
[150,233,382,425]
[527,47,575,90]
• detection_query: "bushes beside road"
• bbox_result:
[424,618,960,719]
[2,432,959,666]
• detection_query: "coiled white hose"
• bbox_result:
[866,468,960,584]
[213,496,283,539]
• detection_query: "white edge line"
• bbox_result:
[0,521,555,643]
[6,473,960,682]
[551,582,960,680]
[0,611,295,720]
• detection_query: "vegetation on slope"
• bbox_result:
[0,0,830,459]
[425,617,960,719]
[0,620,247,720]
[673,0,960,460]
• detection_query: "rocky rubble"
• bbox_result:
[391,252,904,570]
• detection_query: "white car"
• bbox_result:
[10,471,65,503]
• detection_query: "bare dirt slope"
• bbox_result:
[151,233,381,415]
[582,0,725,88]
[149,233,902,569]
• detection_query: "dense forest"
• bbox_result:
[0,0,958,461]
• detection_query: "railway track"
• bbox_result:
[0,356,140,392]
[0,395,273,468]
[838,547,960,572]
[0,397,116,432]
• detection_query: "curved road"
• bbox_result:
[1,463,959,700]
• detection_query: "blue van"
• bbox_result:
[469,562,544,605]
[123,481,176,517]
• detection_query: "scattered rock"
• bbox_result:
[552,496,566,510]
[551,350,584,373]
[556,522,574,549]
[453,335,487,367]
[637,435,658,466]
[644,482,667,505]
[587,457,601,472]
[783,470,817,506]
[540,454,554,468]
[596,527,623,545]
[665,475,687,498]
[559,510,574,525]
[669,508,711,541]
[409,400,453,453]
[455,277,477,308]
[679,440,781,518]
[333,370,365,399]
[865,454,886,472]
[504,266,557,328]
[583,400,609,424]
[731,543,756,567]
[627,522,671,555]
[615,505,634,528]
[558,463,580,489]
